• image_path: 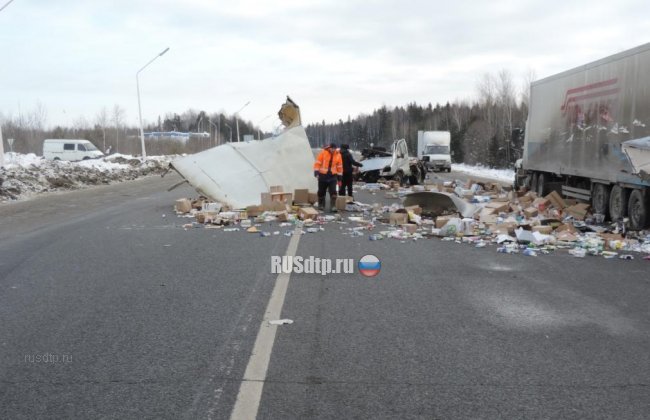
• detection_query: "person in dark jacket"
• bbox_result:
[338,144,363,199]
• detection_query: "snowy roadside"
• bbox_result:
[451,163,515,184]
[0,153,175,202]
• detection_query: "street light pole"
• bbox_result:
[234,101,250,142]
[224,122,232,142]
[137,47,169,158]
[255,114,273,140]
[208,117,221,147]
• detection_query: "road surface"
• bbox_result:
[1,174,649,419]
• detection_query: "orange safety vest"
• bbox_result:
[313,147,343,176]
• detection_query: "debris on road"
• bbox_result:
[269,319,294,325]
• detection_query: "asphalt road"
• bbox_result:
[1,174,649,419]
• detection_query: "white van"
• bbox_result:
[43,139,104,161]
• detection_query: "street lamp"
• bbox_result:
[224,122,232,142]
[137,46,169,158]
[234,100,250,142]
[208,117,220,147]
[255,114,273,140]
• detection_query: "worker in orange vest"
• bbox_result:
[313,143,343,212]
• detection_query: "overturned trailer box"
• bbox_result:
[169,98,317,208]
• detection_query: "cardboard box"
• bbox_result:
[390,211,409,225]
[175,198,192,213]
[545,191,566,209]
[191,199,204,210]
[556,223,578,234]
[271,192,292,203]
[480,213,498,225]
[246,205,263,218]
[532,197,551,211]
[532,225,553,234]
[405,205,422,215]
[485,201,510,213]
[435,214,458,229]
[294,189,310,204]
[276,211,288,222]
[336,196,353,211]
[270,185,283,193]
[565,203,590,220]
[401,224,418,234]
[523,207,538,218]
[308,192,318,204]
[298,207,319,220]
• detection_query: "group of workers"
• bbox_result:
[313,143,363,212]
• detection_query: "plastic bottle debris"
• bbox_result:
[369,234,383,241]
[523,248,537,257]
[619,254,634,260]
[223,228,240,232]
[240,219,252,228]
[260,231,271,237]
[268,319,293,325]
[306,227,320,233]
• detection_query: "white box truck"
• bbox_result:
[417,131,451,172]
[43,139,104,161]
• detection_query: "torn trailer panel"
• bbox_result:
[170,125,317,209]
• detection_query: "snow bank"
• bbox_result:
[451,163,514,184]
[1,153,174,202]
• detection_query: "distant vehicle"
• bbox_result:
[417,131,451,172]
[43,139,104,161]
[515,42,650,230]
[358,138,426,185]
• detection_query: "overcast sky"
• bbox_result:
[0,0,648,131]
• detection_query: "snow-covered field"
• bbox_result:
[451,163,515,184]
[1,153,174,202]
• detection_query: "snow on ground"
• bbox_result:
[1,153,174,202]
[451,163,515,184]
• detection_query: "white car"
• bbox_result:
[43,139,104,161]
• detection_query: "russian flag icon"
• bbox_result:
[358,255,381,277]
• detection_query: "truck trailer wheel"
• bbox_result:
[531,173,538,193]
[627,189,648,230]
[609,185,629,221]
[591,183,610,218]
[536,172,547,197]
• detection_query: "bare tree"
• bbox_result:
[520,68,537,108]
[95,107,109,152]
[112,104,125,153]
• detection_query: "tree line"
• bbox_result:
[2,70,532,168]
[306,69,533,168]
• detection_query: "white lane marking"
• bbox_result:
[229,228,302,420]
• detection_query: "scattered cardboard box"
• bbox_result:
[308,192,318,204]
[390,211,409,225]
[246,205,263,217]
[298,207,319,220]
[336,196,353,211]
[294,189,309,204]
[175,198,192,213]
[435,214,458,229]
[270,185,283,193]
[532,225,553,234]
[405,205,422,215]
[401,224,418,234]
[545,191,566,209]
[565,203,590,220]
[524,207,538,218]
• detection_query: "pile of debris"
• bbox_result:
[173,178,650,261]
[0,153,173,202]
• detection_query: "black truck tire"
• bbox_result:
[628,189,648,230]
[591,183,610,218]
[536,172,547,197]
[609,185,629,221]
